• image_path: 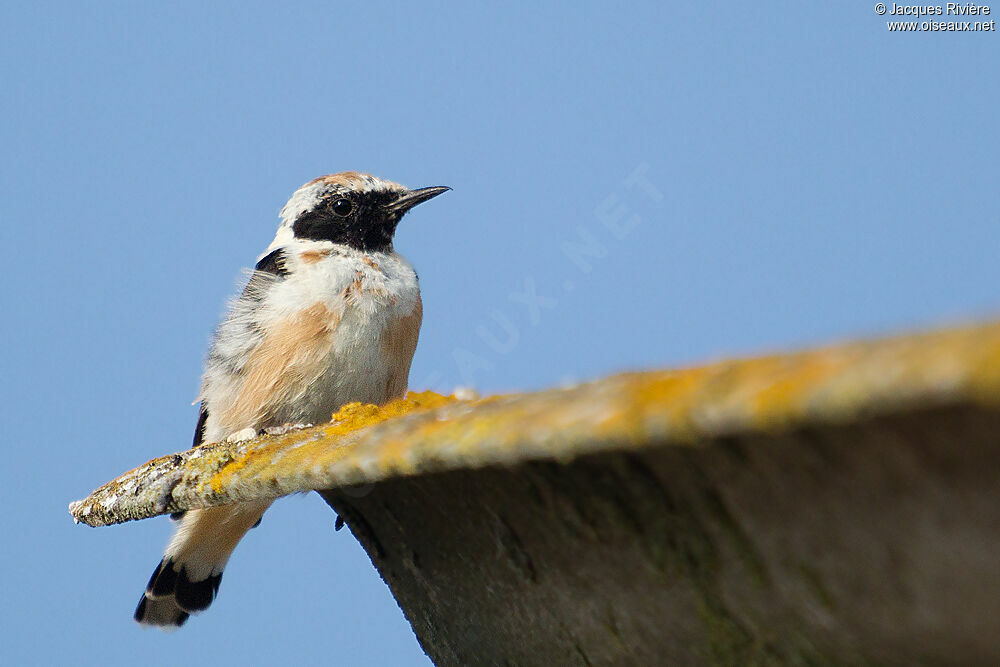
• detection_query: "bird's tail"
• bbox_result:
[135,499,271,628]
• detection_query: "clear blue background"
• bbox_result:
[2,2,997,664]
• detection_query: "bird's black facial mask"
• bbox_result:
[292,189,404,252]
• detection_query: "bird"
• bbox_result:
[134,171,449,628]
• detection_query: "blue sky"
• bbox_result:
[2,2,997,664]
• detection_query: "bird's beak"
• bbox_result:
[387,186,451,213]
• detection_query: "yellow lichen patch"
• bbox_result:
[626,367,725,440]
[205,390,463,495]
[741,353,850,427]
[332,390,460,429]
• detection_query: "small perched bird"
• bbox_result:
[134,172,449,628]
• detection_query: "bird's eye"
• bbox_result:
[331,198,353,216]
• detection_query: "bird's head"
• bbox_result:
[274,172,449,253]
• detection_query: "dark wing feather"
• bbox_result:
[251,248,289,279]
[193,403,208,448]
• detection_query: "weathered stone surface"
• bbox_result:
[70,321,1000,665]
[70,322,1000,527]
[322,406,1000,665]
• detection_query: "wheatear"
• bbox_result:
[134,172,449,627]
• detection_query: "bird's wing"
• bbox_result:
[198,248,297,441]
[383,293,422,400]
[192,404,208,447]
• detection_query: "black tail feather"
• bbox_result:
[174,566,222,613]
[135,558,222,627]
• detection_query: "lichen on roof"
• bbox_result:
[70,320,1000,528]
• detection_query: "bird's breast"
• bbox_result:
[257,250,421,424]
[201,248,422,442]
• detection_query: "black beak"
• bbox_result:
[387,186,451,213]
